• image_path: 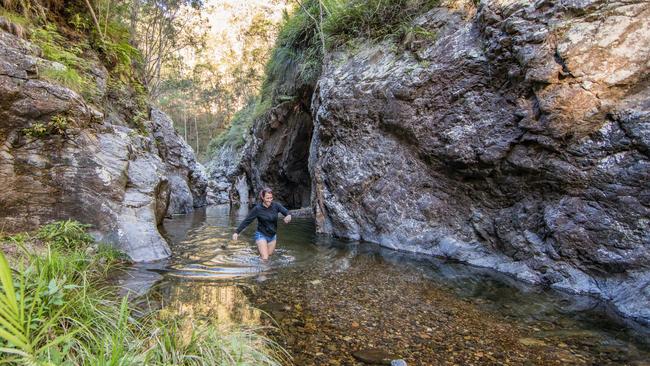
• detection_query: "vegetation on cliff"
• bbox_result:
[0,222,288,365]
[207,0,445,154]
[1,0,147,135]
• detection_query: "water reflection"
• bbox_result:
[158,279,260,329]
[113,204,650,363]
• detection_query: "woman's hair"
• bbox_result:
[259,187,273,201]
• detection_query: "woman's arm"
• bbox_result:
[276,203,292,224]
[233,206,258,240]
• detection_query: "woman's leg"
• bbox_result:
[256,239,269,260]
[267,239,277,257]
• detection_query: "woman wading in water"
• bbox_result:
[232,187,292,261]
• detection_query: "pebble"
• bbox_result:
[391,359,407,366]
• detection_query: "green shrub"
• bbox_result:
[22,114,72,139]
[0,7,29,25]
[259,0,323,107]
[322,0,441,47]
[41,66,94,95]
[32,23,85,67]
[30,22,97,96]
[0,250,82,365]
[22,122,48,138]
[97,21,143,78]
[207,100,258,155]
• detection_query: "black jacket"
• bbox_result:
[236,202,289,237]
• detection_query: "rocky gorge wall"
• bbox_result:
[310,0,650,323]
[0,26,207,261]
[207,90,314,209]
[217,0,650,324]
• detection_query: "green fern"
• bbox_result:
[0,250,81,364]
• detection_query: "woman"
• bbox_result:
[232,187,292,261]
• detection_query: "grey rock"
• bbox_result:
[308,0,650,323]
[0,28,206,262]
[288,207,312,218]
[205,143,247,204]
[150,108,208,215]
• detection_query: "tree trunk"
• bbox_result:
[194,115,199,155]
[183,111,187,142]
[83,0,104,40]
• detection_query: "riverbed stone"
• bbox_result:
[352,349,396,365]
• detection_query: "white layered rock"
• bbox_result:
[0,26,207,262]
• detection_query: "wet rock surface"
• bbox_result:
[309,0,650,322]
[205,143,246,204]
[0,28,206,261]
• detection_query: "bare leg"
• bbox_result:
[256,239,269,261]
[267,239,277,257]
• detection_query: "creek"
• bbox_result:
[112,205,650,365]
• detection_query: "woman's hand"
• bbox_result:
[283,215,292,224]
[232,233,239,241]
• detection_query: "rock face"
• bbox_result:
[150,108,208,214]
[242,98,314,208]
[205,142,246,204]
[0,27,207,261]
[308,0,650,323]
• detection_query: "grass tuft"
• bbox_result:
[36,220,93,252]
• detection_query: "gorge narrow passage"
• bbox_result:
[115,206,650,365]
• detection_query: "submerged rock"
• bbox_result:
[0,27,206,261]
[352,349,396,365]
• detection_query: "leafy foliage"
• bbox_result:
[28,21,97,96]
[41,66,93,95]
[322,0,441,46]
[206,99,257,154]
[36,220,93,252]
[22,114,71,138]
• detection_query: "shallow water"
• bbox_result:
[114,205,650,365]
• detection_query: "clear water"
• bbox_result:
[112,205,650,364]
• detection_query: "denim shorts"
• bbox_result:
[254,231,277,243]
